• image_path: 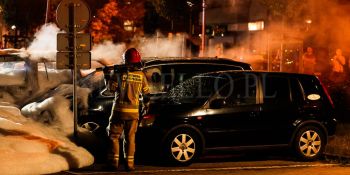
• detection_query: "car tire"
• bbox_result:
[163,128,202,166]
[293,125,326,161]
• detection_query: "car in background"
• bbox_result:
[136,71,336,165]
[79,57,252,131]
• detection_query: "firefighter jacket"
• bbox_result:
[108,67,150,120]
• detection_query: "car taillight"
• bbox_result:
[139,114,157,127]
[319,80,335,109]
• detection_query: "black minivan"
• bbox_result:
[137,71,337,165]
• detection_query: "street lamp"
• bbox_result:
[305,19,312,31]
[11,25,17,48]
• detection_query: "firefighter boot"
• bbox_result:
[112,157,119,170]
[107,154,119,170]
[126,156,135,171]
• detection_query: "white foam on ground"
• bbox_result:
[0,103,94,175]
[21,84,91,134]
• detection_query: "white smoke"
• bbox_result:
[25,23,62,61]
[22,23,126,66]
[138,33,185,57]
[21,23,188,64]
[91,41,125,65]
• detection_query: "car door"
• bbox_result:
[201,72,261,148]
[258,74,299,145]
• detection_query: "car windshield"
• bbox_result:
[167,75,226,105]
[0,61,26,86]
[79,70,105,91]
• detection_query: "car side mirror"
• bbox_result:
[210,99,226,109]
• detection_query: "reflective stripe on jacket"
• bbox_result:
[108,69,150,120]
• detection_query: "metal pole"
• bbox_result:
[188,1,193,57]
[280,18,284,72]
[45,0,51,23]
[69,3,78,140]
[280,42,283,72]
[267,32,270,71]
[73,30,78,140]
[201,0,206,57]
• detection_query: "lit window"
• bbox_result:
[248,21,264,31]
[123,20,134,32]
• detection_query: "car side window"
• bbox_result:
[166,64,244,91]
[217,76,257,106]
[144,63,247,94]
[143,66,165,94]
[169,75,225,104]
[262,75,291,105]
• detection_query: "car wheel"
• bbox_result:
[163,129,202,165]
[293,126,325,161]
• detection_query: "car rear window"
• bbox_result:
[290,78,304,104]
[298,76,323,100]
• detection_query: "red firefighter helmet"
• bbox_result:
[123,48,141,65]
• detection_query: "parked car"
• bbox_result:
[79,57,252,130]
[136,71,336,165]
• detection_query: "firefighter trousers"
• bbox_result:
[109,118,138,169]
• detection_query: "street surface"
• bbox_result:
[56,151,350,175]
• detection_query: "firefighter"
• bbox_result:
[106,48,150,171]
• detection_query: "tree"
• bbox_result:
[90,0,120,43]
[90,0,145,43]
[151,0,202,20]
[149,0,202,32]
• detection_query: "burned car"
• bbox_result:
[0,51,71,106]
